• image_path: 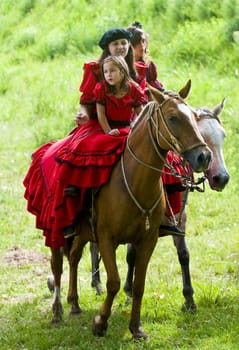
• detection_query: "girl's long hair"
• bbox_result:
[127,25,150,64]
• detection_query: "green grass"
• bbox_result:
[1,0,239,349]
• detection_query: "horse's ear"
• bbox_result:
[178,79,191,99]
[147,83,165,103]
[212,98,226,117]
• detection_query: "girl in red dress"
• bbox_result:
[95,55,144,134]
[23,54,146,248]
[127,22,165,92]
[58,55,146,220]
[75,27,147,125]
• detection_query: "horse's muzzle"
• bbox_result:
[206,171,230,191]
[183,146,212,173]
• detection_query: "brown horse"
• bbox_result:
[122,99,230,311]
[89,98,230,309]
[50,81,211,339]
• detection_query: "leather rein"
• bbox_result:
[120,99,206,230]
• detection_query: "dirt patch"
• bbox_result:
[2,245,49,266]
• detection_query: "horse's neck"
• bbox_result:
[123,120,166,202]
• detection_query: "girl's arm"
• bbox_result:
[75,104,92,125]
[97,103,120,136]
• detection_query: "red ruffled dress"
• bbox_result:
[23,79,146,249]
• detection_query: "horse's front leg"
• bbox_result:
[67,236,87,315]
[173,235,196,311]
[123,243,136,300]
[129,234,158,340]
[50,248,63,323]
[92,241,120,337]
[90,242,103,295]
[172,210,196,311]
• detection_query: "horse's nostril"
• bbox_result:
[197,153,203,164]
[212,173,230,186]
[198,151,211,165]
[212,175,221,185]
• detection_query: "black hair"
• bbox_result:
[131,21,142,29]
[127,25,149,49]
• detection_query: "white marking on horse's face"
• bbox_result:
[198,118,225,150]
[178,103,193,120]
[198,117,229,190]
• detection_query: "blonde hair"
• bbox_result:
[101,55,132,94]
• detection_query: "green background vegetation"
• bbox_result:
[0,0,239,349]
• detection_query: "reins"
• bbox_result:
[121,99,207,230]
[120,156,163,231]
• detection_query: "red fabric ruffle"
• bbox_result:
[23,122,130,249]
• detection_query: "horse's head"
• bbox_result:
[148,81,212,173]
[196,99,230,191]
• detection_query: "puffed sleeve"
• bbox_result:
[79,61,101,104]
[134,61,147,91]
[130,82,148,106]
[93,81,106,105]
[147,61,165,92]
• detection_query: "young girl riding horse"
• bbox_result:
[23,54,146,247]
[60,55,146,236]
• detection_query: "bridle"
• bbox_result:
[126,99,206,176]
[149,97,206,154]
[120,98,207,230]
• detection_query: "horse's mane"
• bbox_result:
[197,106,221,124]
[131,90,186,132]
[131,101,157,130]
[163,90,181,99]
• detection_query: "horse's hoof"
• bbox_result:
[47,275,55,293]
[70,305,82,316]
[92,315,107,337]
[129,325,149,340]
[95,283,103,296]
[50,316,62,326]
[52,301,63,324]
[123,285,132,298]
[182,302,197,313]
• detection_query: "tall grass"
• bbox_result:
[0,0,239,349]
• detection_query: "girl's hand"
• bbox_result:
[74,112,89,125]
[107,128,120,136]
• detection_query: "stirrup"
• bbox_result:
[159,225,185,237]
[62,225,76,239]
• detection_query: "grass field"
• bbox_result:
[0,0,239,349]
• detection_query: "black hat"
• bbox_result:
[98,28,132,49]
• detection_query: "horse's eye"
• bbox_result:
[168,116,178,124]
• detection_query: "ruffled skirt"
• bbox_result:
[23,120,129,249]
